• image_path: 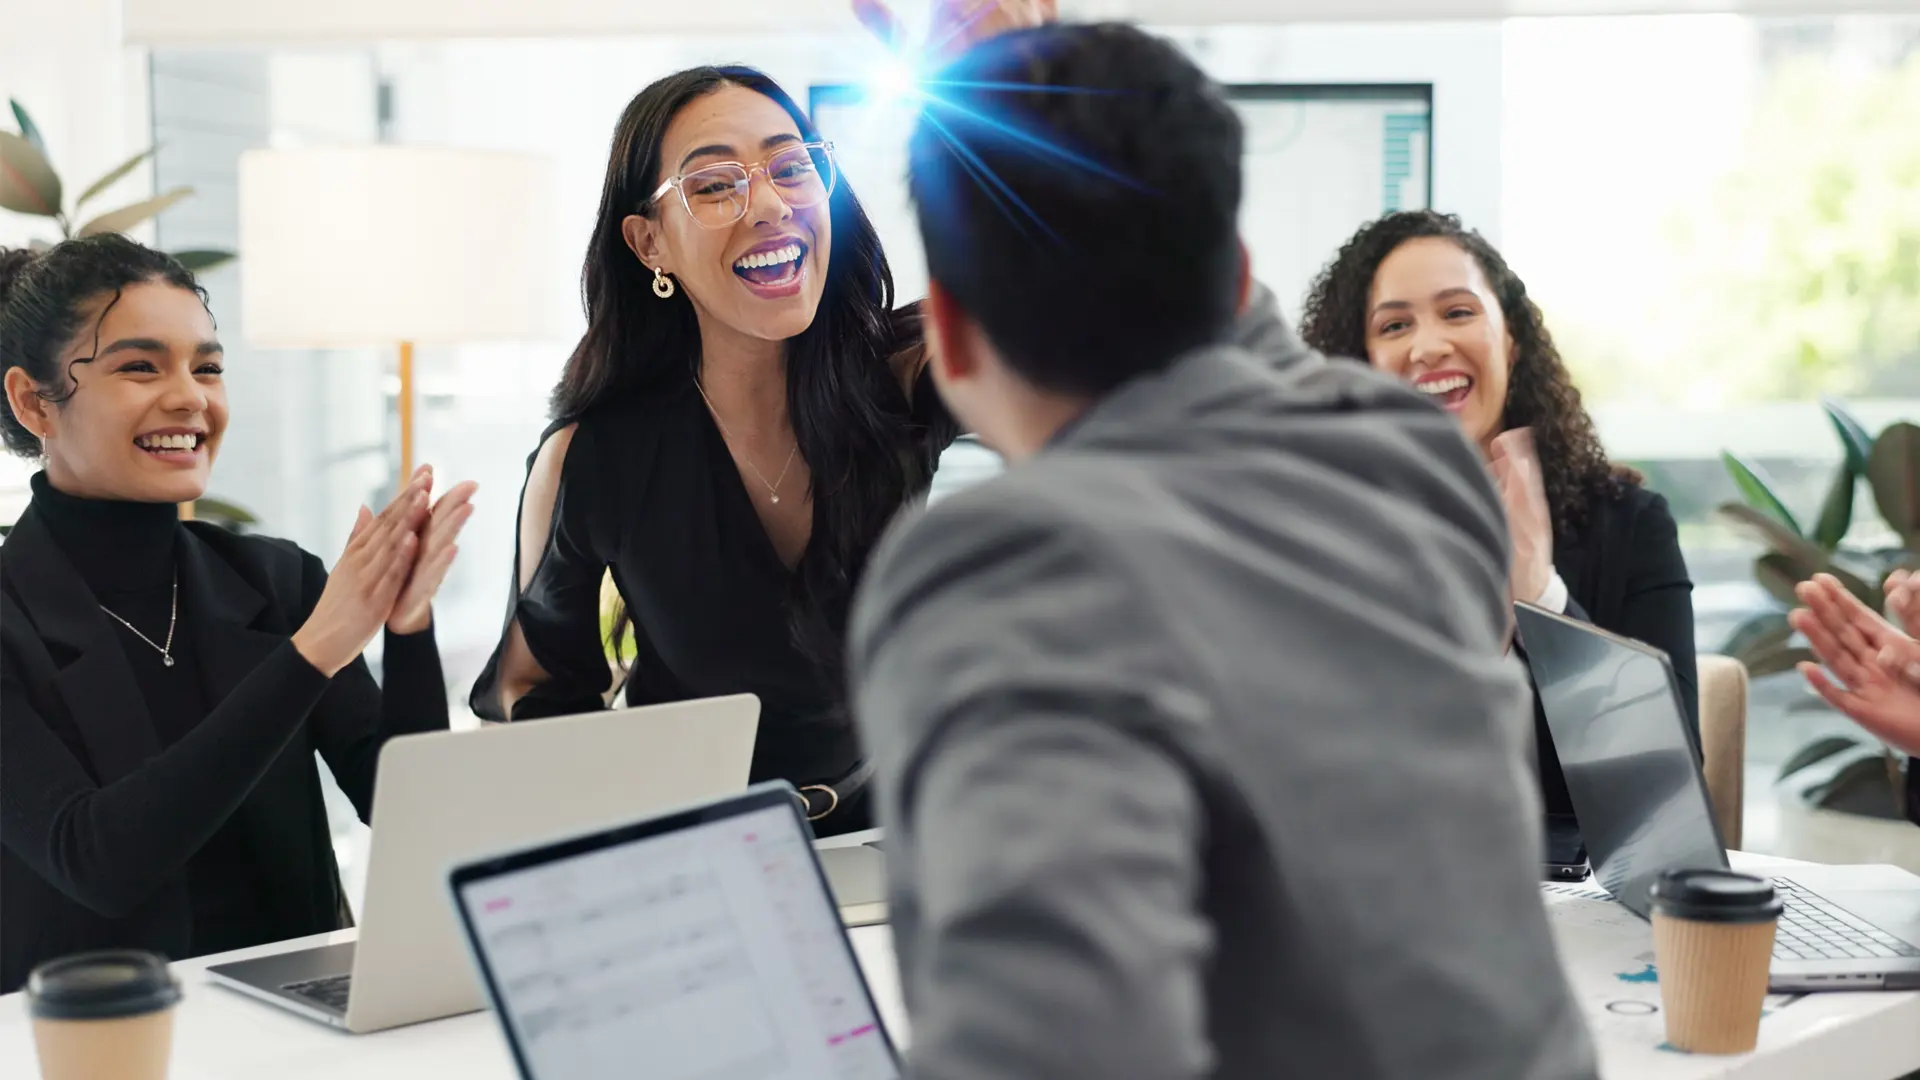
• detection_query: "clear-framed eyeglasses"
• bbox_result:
[649,141,839,230]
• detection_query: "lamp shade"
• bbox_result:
[238,146,556,347]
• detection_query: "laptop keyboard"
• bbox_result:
[281,973,354,1013]
[1773,878,1920,962]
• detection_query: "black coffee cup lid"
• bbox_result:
[26,950,182,1021]
[1648,868,1784,924]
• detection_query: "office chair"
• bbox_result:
[1697,654,1749,851]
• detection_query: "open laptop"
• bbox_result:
[1515,602,1920,991]
[206,695,760,1032]
[448,782,900,1080]
[1542,813,1589,882]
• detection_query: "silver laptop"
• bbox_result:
[815,828,888,926]
[206,695,760,1032]
[1515,603,1920,991]
[448,782,900,1080]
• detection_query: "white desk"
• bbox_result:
[1,853,1915,1080]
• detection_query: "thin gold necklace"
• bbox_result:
[695,379,798,504]
[99,571,179,667]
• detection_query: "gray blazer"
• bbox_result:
[848,343,1598,1080]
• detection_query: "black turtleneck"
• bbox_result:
[29,473,277,956]
[7,473,446,977]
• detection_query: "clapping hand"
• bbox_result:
[292,471,433,677]
[386,465,478,635]
[1790,573,1920,756]
[1487,427,1554,607]
[1887,568,1918,636]
[852,0,1056,64]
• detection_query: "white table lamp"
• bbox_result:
[238,146,555,485]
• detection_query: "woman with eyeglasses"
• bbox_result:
[472,6,1296,833]
[468,66,953,835]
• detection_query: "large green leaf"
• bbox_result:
[1721,450,1802,535]
[0,130,62,217]
[75,147,155,211]
[9,99,45,153]
[1753,551,1813,606]
[1717,502,1827,565]
[1820,397,1876,476]
[190,496,257,526]
[1778,735,1863,784]
[1744,643,1815,678]
[1803,751,1909,819]
[1811,464,1856,551]
[1728,515,1879,606]
[169,248,234,273]
[1867,422,1920,548]
[76,186,194,238]
[1722,611,1793,663]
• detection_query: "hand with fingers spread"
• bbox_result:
[1791,573,1920,756]
[1487,427,1554,607]
[853,0,1056,65]
[290,471,433,677]
[387,467,479,635]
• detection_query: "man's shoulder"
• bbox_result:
[849,469,1210,769]
[851,469,1154,681]
[866,473,1107,611]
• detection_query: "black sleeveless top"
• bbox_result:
[471,369,960,790]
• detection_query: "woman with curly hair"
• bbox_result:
[1300,209,1697,815]
[1,235,474,990]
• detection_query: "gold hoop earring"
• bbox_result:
[652,266,675,299]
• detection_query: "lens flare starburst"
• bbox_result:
[847,48,1153,246]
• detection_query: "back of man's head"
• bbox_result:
[907,23,1244,397]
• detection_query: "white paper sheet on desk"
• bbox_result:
[1539,886,1802,1054]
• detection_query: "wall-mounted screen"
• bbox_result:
[808,82,1433,323]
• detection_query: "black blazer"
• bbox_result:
[1531,484,1698,819]
[1555,484,1699,734]
[0,508,446,992]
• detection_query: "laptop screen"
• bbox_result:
[1515,603,1729,917]
[452,790,899,1080]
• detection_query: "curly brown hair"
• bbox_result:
[1298,209,1636,543]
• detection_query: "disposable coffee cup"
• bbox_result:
[1648,869,1783,1054]
[27,950,182,1080]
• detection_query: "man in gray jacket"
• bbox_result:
[846,22,1598,1080]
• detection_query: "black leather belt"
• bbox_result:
[795,759,875,821]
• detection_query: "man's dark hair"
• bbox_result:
[907,23,1244,396]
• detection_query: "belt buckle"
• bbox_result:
[795,784,839,821]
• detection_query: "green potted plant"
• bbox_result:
[1717,399,1920,867]
[1,99,232,270]
[188,497,259,535]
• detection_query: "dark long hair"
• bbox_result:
[1298,210,1634,543]
[0,236,207,458]
[554,65,918,693]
